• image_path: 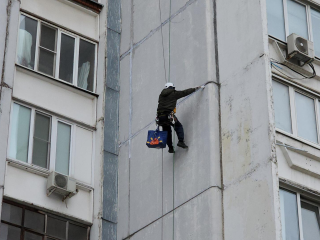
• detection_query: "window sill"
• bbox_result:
[16,64,99,100]
[6,158,94,192]
[276,128,320,151]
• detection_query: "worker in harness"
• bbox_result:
[157,82,203,153]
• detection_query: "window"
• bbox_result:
[0,201,90,240]
[8,103,72,175]
[266,0,320,57]
[280,188,320,240]
[272,80,320,144]
[16,13,97,92]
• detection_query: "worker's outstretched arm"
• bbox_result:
[174,88,196,100]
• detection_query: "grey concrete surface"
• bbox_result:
[120,0,131,55]
[131,30,167,135]
[119,56,131,143]
[118,0,221,239]
[117,143,130,240]
[129,129,163,234]
[127,187,222,240]
[133,0,163,43]
[217,0,281,239]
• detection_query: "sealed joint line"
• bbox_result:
[122,185,221,240]
[107,86,120,92]
[120,0,198,61]
[101,217,118,224]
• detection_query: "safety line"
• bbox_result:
[158,0,167,83]
[118,81,217,148]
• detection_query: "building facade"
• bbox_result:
[0,0,120,239]
[2,0,320,239]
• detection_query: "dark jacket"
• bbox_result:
[157,87,196,114]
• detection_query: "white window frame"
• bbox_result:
[280,187,320,240]
[270,0,318,42]
[7,102,75,175]
[273,79,320,147]
[17,12,97,93]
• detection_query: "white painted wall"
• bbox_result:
[73,126,94,185]
[20,0,99,40]
[4,165,93,223]
[13,68,96,126]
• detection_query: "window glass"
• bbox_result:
[267,0,286,41]
[1,202,22,225]
[280,189,300,240]
[287,0,308,39]
[32,113,51,168]
[17,15,37,69]
[55,122,71,175]
[24,210,45,233]
[301,202,320,240]
[68,223,88,240]
[47,216,67,239]
[24,232,42,240]
[78,40,95,91]
[38,24,56,76]
[311,9,320,57]
[59,34,75,83]
[8,103,31,162]
[0,223,21,240]
[295,92,318,143]
[272,81,292,133]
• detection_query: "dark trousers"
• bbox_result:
[158,115,184,148]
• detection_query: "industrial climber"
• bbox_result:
[157,82,203,153]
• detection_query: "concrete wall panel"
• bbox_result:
[133,0,162,43]
[217,0,280,239]
[119,56,130,143]
[130,219,162,240]
[163,188,222,240]
[120,0,131,54]
[129,130,163,234]
[131,31,167,134]
[223,162,277,240]
[170,0,216,87]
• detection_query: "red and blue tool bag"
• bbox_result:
[146,127,167,148]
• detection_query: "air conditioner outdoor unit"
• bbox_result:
[47,171,77,199]
[287,33,314,66]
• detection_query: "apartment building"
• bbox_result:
[0,0,122,239]
[268,0,320,239]
[115,0,320,239]
[2,0,320,239]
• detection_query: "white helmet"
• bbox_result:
[165,82,175,89]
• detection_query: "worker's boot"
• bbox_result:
[177,141,188,149]
[168,146,175,153]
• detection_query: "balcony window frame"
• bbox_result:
[280,187,320,240]
[7,102,74,176]
[268,0,318,43]
[0,200,91,240]
[17,12,98,93]
[273,78,320,146]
